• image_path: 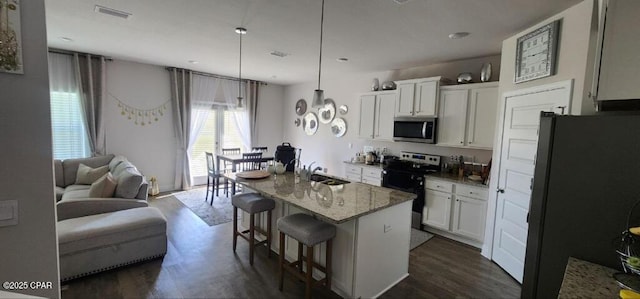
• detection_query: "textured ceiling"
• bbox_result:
[45,0,583,85]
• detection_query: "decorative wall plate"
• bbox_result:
[338,105,348,115]
[319,98,336,124]
[295,99,307,116]
[330,117,347,137]
[303,112,319,135]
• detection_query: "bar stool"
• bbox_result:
[277,213,336,299]
[232,193,275,265]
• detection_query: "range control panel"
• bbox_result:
[400,151,440,166]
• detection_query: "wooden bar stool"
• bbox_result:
[232,193,275,265]
[277,213,336,299]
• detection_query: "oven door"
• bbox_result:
[382,169,424,212]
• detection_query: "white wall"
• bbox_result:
[498,0,598,115]
[255,84,285,152]
[0,0,61,297]
[104,59,285,191]
[105,60,176,192]
[283,56,500,177]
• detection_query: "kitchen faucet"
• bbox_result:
[300,162,323,180]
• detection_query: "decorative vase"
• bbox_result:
[481,63,492,82]
[371,78,380,91]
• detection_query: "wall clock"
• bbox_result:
[514,19,560,83]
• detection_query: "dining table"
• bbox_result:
[216,152,275,196]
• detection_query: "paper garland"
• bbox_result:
[109,92,169,126]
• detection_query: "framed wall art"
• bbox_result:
[0,0,23,74]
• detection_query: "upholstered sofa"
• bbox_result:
[53,155,167,281]
[54,154,150,220]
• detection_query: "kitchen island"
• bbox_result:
[225,172,416,298]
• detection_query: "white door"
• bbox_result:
[415,80,438,117]
[491,80,573,283]
[437,89,468,146]
[396,83,415,116]
[376,93,397,141]
[359,95,375,139]
[423,189,452,230]
[467,86,499,149]
[452,195,487,241]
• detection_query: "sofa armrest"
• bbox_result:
[56,198,149,221]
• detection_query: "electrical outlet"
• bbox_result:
[323,168,328,173]
[384,224,392,233]
[348,143,353,149]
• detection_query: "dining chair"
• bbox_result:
[205,152,220,205]
[251,146,268,153]
[251,147,268,168]
[221,148,241,196]
[240,152,263,171]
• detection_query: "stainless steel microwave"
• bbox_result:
[393,117,437,143]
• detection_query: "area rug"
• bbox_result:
[410,228,434,250]
[171,187,234,226]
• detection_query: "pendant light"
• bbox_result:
[311,0,326,108]
[235,27,247,108]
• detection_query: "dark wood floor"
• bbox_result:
[61,194,520,299]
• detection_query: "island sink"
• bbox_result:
[309,174,350,185]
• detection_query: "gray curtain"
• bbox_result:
[169,68,192,190]
[74,53,106,156]
[247,81,260,145]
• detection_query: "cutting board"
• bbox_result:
[236,170,271,179]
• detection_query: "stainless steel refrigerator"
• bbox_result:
[522,112,640,298]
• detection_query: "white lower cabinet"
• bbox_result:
[451,195,487,241]
[343,163,382,186]
[423,178,488,247]
[423,190,451,230]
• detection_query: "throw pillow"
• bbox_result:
[115,168,143,199]
[88,172,117,198]
[75,164,110,185]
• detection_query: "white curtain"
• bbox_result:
[188,74,220,182]
[220,79,251,151]
[49,53,78,93]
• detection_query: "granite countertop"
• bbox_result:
[343,160,384,169]
[426,172,489,188]
[558,257,619,298]
[225,172,416,224]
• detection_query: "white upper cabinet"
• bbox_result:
[467,86,499,149]
[359,91,397,141]
[437,89,468,147]
[395,77,441,117]
[595,0,640,102]
[437,82,498,149]
[358,94,376,139]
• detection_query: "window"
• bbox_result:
[188,108,244,178]
[48,52,91,160]
[49,91,91,160]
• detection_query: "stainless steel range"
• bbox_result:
[382,151,440,230]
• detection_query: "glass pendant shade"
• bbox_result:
[312,89,324,108]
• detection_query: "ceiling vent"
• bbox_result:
[94,5,132,19]
[270,51,289,58]
[392,0,412,4]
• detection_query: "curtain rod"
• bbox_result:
[48,48,114,61]
[166,67,267,86]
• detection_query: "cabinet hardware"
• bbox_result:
[497,188,505,193]
[460,141,464,144]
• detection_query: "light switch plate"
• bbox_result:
[0,200,18,227]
